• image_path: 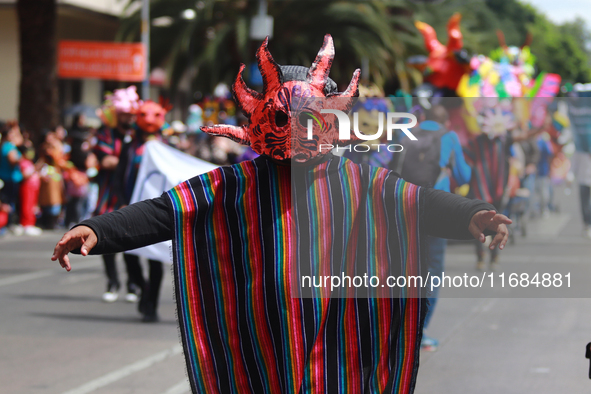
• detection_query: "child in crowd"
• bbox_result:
[38,131,65,229]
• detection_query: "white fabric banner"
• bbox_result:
[126,140,217,263]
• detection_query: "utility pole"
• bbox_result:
[250,0,273,40]
[141,0,150,100]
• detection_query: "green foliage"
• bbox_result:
[118,0,591,96]
[528,14,591,83]
[408,0,591,84]
[119,0,416,95]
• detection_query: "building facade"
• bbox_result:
[0,0,128,122]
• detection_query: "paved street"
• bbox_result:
[1,184,590,393]
[416,185,591,393]
[0,233,189,394]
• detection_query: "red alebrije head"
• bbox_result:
[414,13,470,91]
[201,34,361,162]
[136,100,169,134]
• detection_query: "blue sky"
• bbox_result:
[523,0,591,25]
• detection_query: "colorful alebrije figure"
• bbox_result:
[136,100,168,134]
[98,86,142,128]
[414,13,470,93]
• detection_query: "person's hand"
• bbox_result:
[468,210,512,250]
[51,226,97,272]
[100,155,119,171]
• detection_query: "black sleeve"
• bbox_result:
[74,194,174,255]
[423,188,496,240]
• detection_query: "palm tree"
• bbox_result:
[118,0,416,95]
[17,0,59,145]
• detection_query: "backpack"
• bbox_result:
[391,126,447,188]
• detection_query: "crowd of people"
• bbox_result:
[2,87,589,330]
[0,120,88,236]
[0,94,251,237]
[342,91,591,352]
[0,86,254,322]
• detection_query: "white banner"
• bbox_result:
[127,140,217,263]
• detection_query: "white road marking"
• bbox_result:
[0,270,54,287]
[0,261,101,288]
[61,345,183,394]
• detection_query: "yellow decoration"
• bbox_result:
[457,74,480,98]
[455,184,470,196]
[512,99,530,129]
[461,98,481,134]
[479,60,493,78]
[487,71,500,87]
[553,112,570,128]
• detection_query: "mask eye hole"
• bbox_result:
[275,110,289,127]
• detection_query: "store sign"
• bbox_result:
[58,41,145,81]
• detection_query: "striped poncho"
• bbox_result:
[166,154,426,393]
[93,126,124,215]
[463,134,511,208]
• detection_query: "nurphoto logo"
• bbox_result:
[303,110,418,153]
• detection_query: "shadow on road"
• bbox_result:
[30,312,177,325]
[15,293,100,302]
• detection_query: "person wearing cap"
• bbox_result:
[53,36,510,393]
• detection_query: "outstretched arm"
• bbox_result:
[52,225,98,271]
[52,195,173,271]
[424,188,511,249]
[468,209,512,250]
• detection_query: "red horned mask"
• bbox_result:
[201,34,360,162]
[136,100,168,134]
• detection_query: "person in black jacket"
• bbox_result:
[52,35,511,394]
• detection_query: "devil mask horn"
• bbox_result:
[202,34,360,162]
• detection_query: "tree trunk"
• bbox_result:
[17,0,58,146]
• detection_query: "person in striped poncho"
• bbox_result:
[52,35,511,394]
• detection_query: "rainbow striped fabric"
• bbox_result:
[93,127,123,215]
[167,155,425,393]
[464,134,511,208]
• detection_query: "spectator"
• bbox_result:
[18,141,42,236]
[0,120,24,231]
[0,186,10,236]
[38,131,65,230]
[64,114,94,228]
